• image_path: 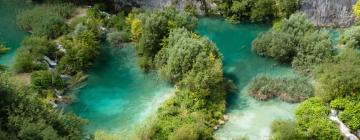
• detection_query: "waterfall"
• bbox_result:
[329,109,359,140]
[43,56,57,67]
[56,43,66,53]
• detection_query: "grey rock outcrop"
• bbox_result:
[300,0,357,27]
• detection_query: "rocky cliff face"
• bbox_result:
[113,0,216,15]
[300,0,357,27]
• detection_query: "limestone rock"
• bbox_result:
[300,0,357,27]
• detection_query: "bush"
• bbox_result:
[17,3,75,38]
[13,36,55,73]
[292,30,334,74]
[270,120,303,140]
[31,70,64,91]
[315,48,360,101]
[131,7,197,71]
[58,30,100,75]
[218,0,298,23]
[252,13,334,75]
[0,72,85,139]
[106,31,131,47]
[248,75,313,103]
[340,25,360,48]
[295,98,342,139]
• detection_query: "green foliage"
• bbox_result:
[218,0,298,23]
[252,30,296,63]
[106,31,131,47]
[106,11,127,30]
[295,98,342,139]
[17,3,75,38]
[340,25,360,48]
[139,28,225,139]
[340,103,360,131]
[0,72,85,139]
[315,48,360,101]
[248,75,313,103]
[330,96,360,131]
[58,29,100,75]
[270,120,302,140]
[31,70,64,91]
[132,7,197,71]
[292,30,334,74]
[253,13,333,75]
[273,0,299,18]
[13,36,55,73]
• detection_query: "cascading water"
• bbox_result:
[329,109,359,140]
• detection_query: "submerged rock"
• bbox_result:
[300,0,357,27]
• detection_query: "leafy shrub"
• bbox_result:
[31,70,64,91]
[0,72,85,139]
[58,30,100,75]
[340,25,360,48]
[253,13,333,75]
[106,31,131,47]
[315,48,360,101]
[17,3,75,38]
[294,98,342,139]
[13,36,55,73]
[248,74,313,103]
[130,7,197,71]
[270,120,303,140]
[292,30,334,74]
[218,0,298,22]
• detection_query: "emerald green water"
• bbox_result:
[196,18,297,140]
[0,0,29,65]
[66,45,172,134]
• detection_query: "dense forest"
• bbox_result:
[0,0,359,140]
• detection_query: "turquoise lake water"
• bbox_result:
[66,45,172,134]
[196,18,297,140]
[0,0,29,65]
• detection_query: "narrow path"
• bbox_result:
[329,109,359,140]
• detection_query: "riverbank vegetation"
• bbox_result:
[216,0,298,23]
[17,3,75,39]
[248,75,313,103]
[252,13,334,75]
[0,72,85,140]
[270,98,342,140]
[269,37,360,139]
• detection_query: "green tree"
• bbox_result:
[315,48,360,101]
[31,70,64,91]
[0,72,85,139]
[292,30,334,74]
[133,7,197,71]
[17,3,75,38]
[13,36,54,73]
[340,25,360,48]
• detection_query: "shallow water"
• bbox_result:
[0,0,29,66]
[66,45,172,134]
[196,18,297,140]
